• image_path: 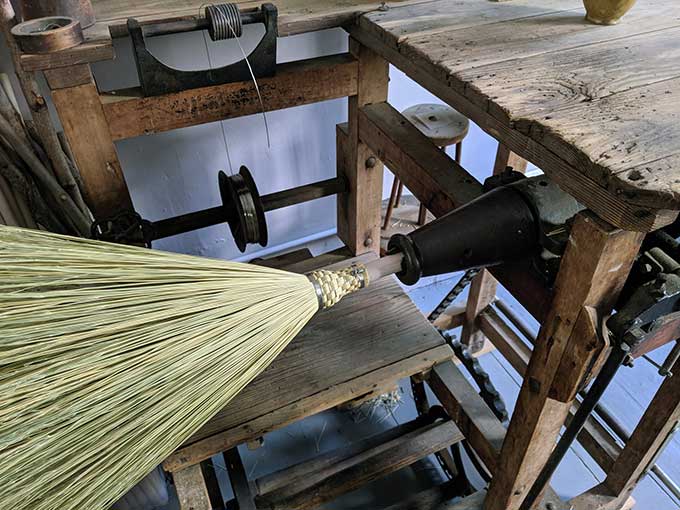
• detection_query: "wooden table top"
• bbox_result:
[355,0,680,231]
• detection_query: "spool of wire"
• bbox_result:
[205,3,243,41]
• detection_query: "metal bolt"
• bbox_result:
[365,156,377,169]
[364,237,373,247]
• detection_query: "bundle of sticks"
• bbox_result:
[0,0,91,235]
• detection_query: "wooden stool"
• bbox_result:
[383,104,470,228]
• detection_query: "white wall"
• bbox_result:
[2,27,505,261]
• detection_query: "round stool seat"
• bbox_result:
[402,103,469,147]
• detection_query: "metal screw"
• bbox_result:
[364,237,373,247]
[365,156,377,169]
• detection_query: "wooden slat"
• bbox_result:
[164,343,453,472]
[255,417,427,496]
[173,464,212,510]
[349,25,677,232]
[428,361,506,474]
[258,419,464,509]
[379,481,465,510]
[102,54,358,140]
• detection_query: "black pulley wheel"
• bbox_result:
[219,167,267,252]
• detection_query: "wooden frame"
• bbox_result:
[15,3,680,509]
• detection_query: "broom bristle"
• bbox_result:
[0,225,320,509]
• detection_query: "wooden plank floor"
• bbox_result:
[356,0,680,229]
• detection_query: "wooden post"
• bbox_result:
[47,66,133,220]
[484,212,643,510]
[461,144,528,352]
[173,464,213,510]
[570,356,680,510]
[337,38,388,255]
[493,144,528,174]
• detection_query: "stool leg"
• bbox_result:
[395,181,404,208]
[455,142,463,164]
[383,175,400,230]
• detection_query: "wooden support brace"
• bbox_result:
[484,212,643,510]
[173,464,212,510]
[337,38,388,255]
[48,66,133,219]
[102,54,358,140]
[462,144,528,353]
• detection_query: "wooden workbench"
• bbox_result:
[9,1,680,509]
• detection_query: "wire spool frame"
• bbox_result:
[219,167,267,252]
[205,3,243,41]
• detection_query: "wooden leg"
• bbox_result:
[484,212,643,510]
[417,202,428,226]
[48,66,133,220]
[462,143,527,353]
[337,38,388,255]
[493,143,528,174]
[395,181,404,208]
[383,175,400,230]
[570,355,680,510]
[173,464,213,510]
[461,270,497,353]
[455,142,463,164]
[224,448,256,510]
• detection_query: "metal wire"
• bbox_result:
[206,3,243,40]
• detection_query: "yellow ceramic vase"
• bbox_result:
[583,0,637,24]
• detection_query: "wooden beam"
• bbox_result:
[358,101,551,321]
[173,464,212,510]
[485,212,643,510]
[50,71,133,219]
[337,38,388,255]
[163,343,453,472]
[258,419,464,509]
[102,54,358,140]
[379,481,463,510]
[429,361,506,474]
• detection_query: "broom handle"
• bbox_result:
[364,253,405,284]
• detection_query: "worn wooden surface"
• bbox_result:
[163,252,453,472]
[356,0,680,231]
[102,54,358,140]
[19,0,427,70]
[485,213,643,510]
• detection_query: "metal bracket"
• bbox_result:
[129,3,277,96]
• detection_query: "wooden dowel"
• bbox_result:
[364,253,404,284]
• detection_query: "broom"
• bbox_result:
[0,224,403,510]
